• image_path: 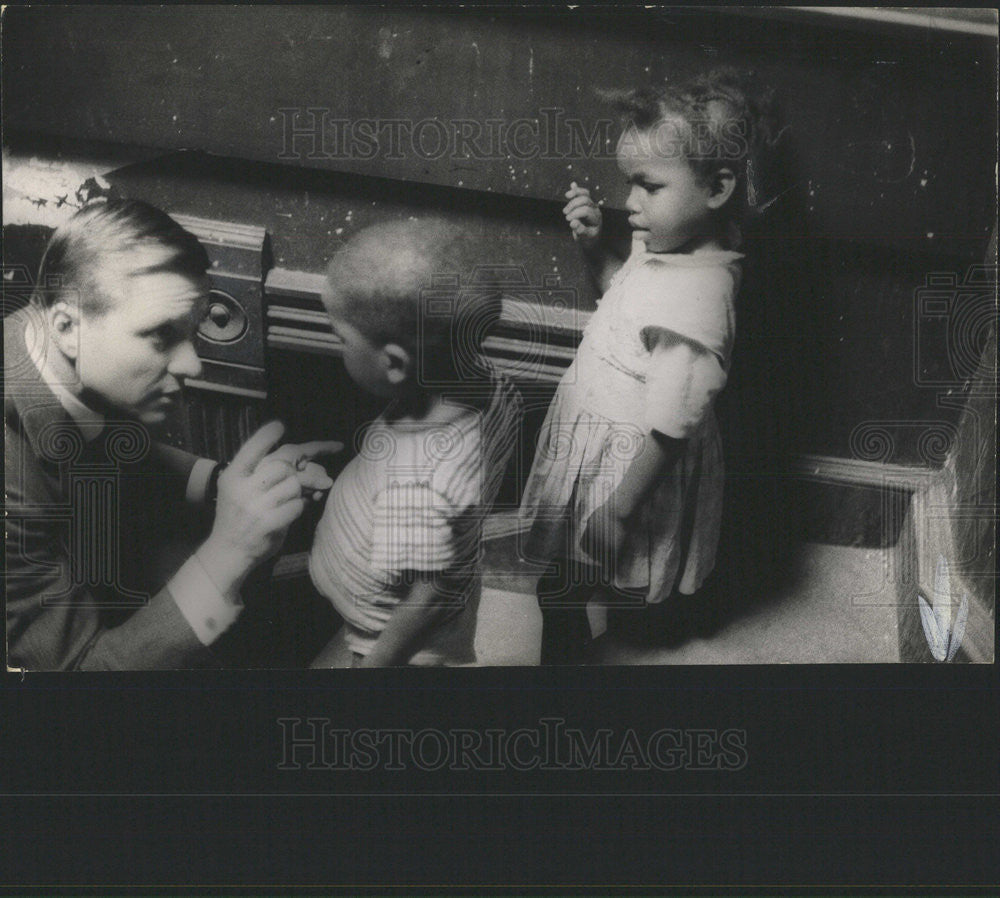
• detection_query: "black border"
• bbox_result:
[2,1,997,892]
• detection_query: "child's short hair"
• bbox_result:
[606,67,783,219]
[323,218,502,384]
[32,198,210,316]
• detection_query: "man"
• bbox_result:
[5,198,339,670]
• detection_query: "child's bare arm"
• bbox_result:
[563,182,626,293]
[357,572,463,667]
[583,430,686,566]
[619,430,686,518]
[309,628,354,668]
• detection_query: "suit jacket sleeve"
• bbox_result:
[4,417,217,671]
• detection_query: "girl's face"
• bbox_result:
[616,121,716,253]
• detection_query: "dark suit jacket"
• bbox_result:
[4,307,217,670]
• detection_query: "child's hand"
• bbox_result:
[563,182,602,247]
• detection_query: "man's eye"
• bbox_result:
[149,325,177,347]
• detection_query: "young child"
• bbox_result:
[520,68,778,663]
[309,219,522,667]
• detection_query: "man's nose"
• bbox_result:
[168,339,203,380]
[625,187,642,213]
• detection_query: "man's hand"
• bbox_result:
[252,439,343,500]
[563,182,602,248]
[196,422,339,596]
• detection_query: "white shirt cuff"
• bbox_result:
[186,458,218,503]
[168,554,243,645]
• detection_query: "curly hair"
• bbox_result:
[603,67,784,219]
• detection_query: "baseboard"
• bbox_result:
[792,454,935,490]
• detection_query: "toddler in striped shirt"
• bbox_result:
[309,219,521,667]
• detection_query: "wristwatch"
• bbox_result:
[206,461,228,505]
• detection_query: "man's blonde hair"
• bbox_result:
[32,199,209,316]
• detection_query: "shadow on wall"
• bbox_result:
[712,155,822,610]
[2,225,53,315]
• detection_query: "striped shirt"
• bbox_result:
[309,374,521,665]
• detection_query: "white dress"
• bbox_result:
[519,241,743,602]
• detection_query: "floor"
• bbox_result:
[300,535,904,667]
[474,541,902,665]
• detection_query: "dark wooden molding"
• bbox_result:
[263,264,950,492]
[792,454,936,492]
[172,214,270,459]
[264,266,590,384]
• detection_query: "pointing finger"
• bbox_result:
[231,420,286,476]
[287,440,345,461]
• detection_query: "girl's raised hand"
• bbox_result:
[563,182,602,246]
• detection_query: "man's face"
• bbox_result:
[75,269,208,424]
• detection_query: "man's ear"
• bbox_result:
[706,167,737,210]
[47,301,81,361]
[382,343,413,386]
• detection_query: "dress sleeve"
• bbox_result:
[371,482,459,575]
[632,262,738,367]
[642,333,728,438]
[633,262,738,439]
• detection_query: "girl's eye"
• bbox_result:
[628,179,661,193]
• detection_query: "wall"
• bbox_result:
[3,6,996,529]
[4,6,995,255]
